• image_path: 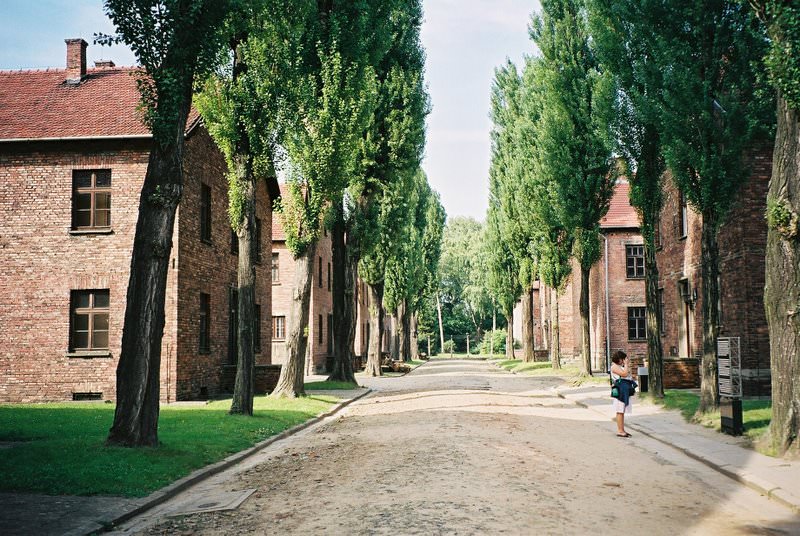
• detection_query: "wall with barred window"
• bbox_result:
[656,147,772,397]
[0,139,176,402]
[0,130,272,403]
[174,127,274,400]
[534,230,647,372]
[270,231,333,374]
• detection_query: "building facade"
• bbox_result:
[0,39,277,402]
[270,200,334,374]
[533,181,648,372]
[528,151,772,396]
[655,148,772,396]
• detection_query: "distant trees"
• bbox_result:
[439,217,494,346]
[101,0,233,447]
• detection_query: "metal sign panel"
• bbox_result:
[717,337,741,398]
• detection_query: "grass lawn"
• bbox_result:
[493,359,608,385]
[0,395,337,497]
[305,380,361,390]
[646,390,773,454]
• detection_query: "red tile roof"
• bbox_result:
[600,180,639,229]
[0,67,200,141]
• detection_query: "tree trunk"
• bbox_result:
[107,101,190,447]
[230,166,256,415]
[644,227,665,398]
[328,200,356,383]
[402,301,412,361]
[345,259,359,370]
[580,264,592,375]
[410,312,419,360]
[271,242,316,398]
[552,288,561,370]
[505,307,514,359]
[766,93,800,455]
[699,211,721,413]
[437,294,445,355]
[228,38,257,414]
[396,302,409,361]
[521,287,534,362]
[364,282,384,376]
[389,312,398,360]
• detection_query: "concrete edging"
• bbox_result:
[97,388,373,534]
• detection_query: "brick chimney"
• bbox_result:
[94,60,115,68]
[65,38,88,84]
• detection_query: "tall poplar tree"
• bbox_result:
[488,60,529,360]
[588,0,669,394]
[271,1,377,397]
[196,0,306,414]
[356,0,429,376]
[100,0,232,447]
[750,0,800,455]
[328,0,427,381]
[656,0,770,412]
[531,0,615,376]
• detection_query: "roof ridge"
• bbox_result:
[0,66,139,74]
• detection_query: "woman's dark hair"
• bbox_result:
[611,350,627,365]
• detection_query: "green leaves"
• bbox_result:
[99,0,233,146]
[656,0,771,222]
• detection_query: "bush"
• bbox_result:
[442,339,456,353]
[479,329,507,355]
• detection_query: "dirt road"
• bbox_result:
[115,359,800,535]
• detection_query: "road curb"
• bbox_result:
[555,389,800,515]
[95,389,372,534]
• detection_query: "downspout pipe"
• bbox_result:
[602,232,611,372]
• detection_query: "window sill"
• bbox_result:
[272,281,281,286]
[199,349,210,355]
[627,339,647,343]
[69,228,114,236]
[66,351,112,359]
[626,276,645,281]
[201,239,213,246]
[679,235,687,241]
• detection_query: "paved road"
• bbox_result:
[114,359,800,535]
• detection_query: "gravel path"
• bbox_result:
[114,359,800,535]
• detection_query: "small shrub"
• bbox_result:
[479,329,507,355]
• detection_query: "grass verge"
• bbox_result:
[646,390,773,454]
[493,359,608,385]
[0,395,337,497]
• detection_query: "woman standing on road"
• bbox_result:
[610,350,634,438]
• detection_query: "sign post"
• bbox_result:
[717,337,743,436]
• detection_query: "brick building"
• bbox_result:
[270,196,334,374]
[530,181,648,372]
[0,39,278,403]
[270,196,381,373]
[655,148,772,396]
[528,152,772,395]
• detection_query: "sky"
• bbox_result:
[0,0,540,221]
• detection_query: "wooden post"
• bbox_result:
[427,335,431,357]
[467,334,470,355]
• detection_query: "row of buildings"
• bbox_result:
[0,39,380,403]
[513,152,772,397]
